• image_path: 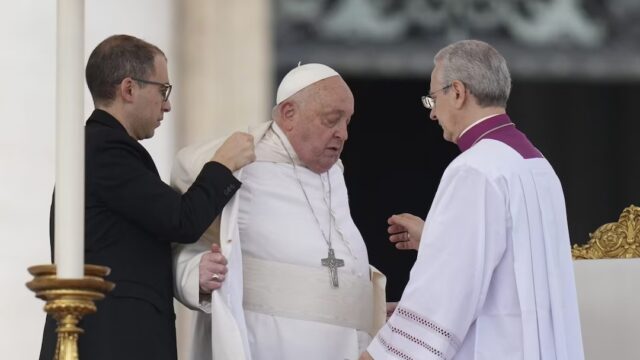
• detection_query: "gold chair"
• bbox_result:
[572,205,640,360]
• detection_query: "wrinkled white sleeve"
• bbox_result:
[368,165,507,359]
[172,241,210,311]
[171,139,225,312]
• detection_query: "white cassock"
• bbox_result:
[368,132,583,359]
[172,121,386,360]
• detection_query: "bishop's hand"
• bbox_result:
[388,213,424,251]
[359,351,374,360]
[386,302,398,320]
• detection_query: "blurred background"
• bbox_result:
[1,0,638,358]
[282,0,640,302]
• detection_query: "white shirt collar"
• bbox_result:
[457,113,502,139]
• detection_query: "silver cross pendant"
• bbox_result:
[321,248,345,288]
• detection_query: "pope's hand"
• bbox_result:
[199,243,228,293]
[388,213,424,251]
[212,132,256,172]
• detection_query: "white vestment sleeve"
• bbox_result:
[170,140,225,311]
[172,243,210,311]
[368,165,507,359]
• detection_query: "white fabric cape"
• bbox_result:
[171,123,275,360]
[171,121,385,360]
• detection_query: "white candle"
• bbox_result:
[54,0,85,279]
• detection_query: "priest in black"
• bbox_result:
[39,34,255,360]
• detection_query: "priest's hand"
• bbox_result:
[388,213,424,251]
[199,243,228,293]
[212,132,256,172]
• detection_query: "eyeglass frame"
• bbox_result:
[421,84,452,110]
[131,77,173,102]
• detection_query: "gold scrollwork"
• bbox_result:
[572,205,640,259]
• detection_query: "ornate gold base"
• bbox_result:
[26,265,115,360]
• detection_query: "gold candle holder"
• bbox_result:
[26,264,115,360]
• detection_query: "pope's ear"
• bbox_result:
[278,101,296,131]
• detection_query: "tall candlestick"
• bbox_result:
[54,0,85,278]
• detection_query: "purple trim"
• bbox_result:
[456,114,543,159]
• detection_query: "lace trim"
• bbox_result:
[377,334,414,360]
[396,306,461,350]
[389,325,446,359]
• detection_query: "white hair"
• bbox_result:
[434,40,511,108]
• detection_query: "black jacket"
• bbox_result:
[40,109,240,360]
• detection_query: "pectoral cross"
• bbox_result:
[321,248,344,288]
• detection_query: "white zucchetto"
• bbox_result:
[276,63,340,104]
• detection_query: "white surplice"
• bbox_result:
[367,139,583,360]
[171,121,383,360]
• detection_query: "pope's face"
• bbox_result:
[286,76,354,174]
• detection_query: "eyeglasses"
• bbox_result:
[421,84,451,109]
[131,77,173,102]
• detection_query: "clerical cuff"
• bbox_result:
[368,306,459,360]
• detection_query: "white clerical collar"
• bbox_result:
[457,113,502,140]
[255,121,305,167]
